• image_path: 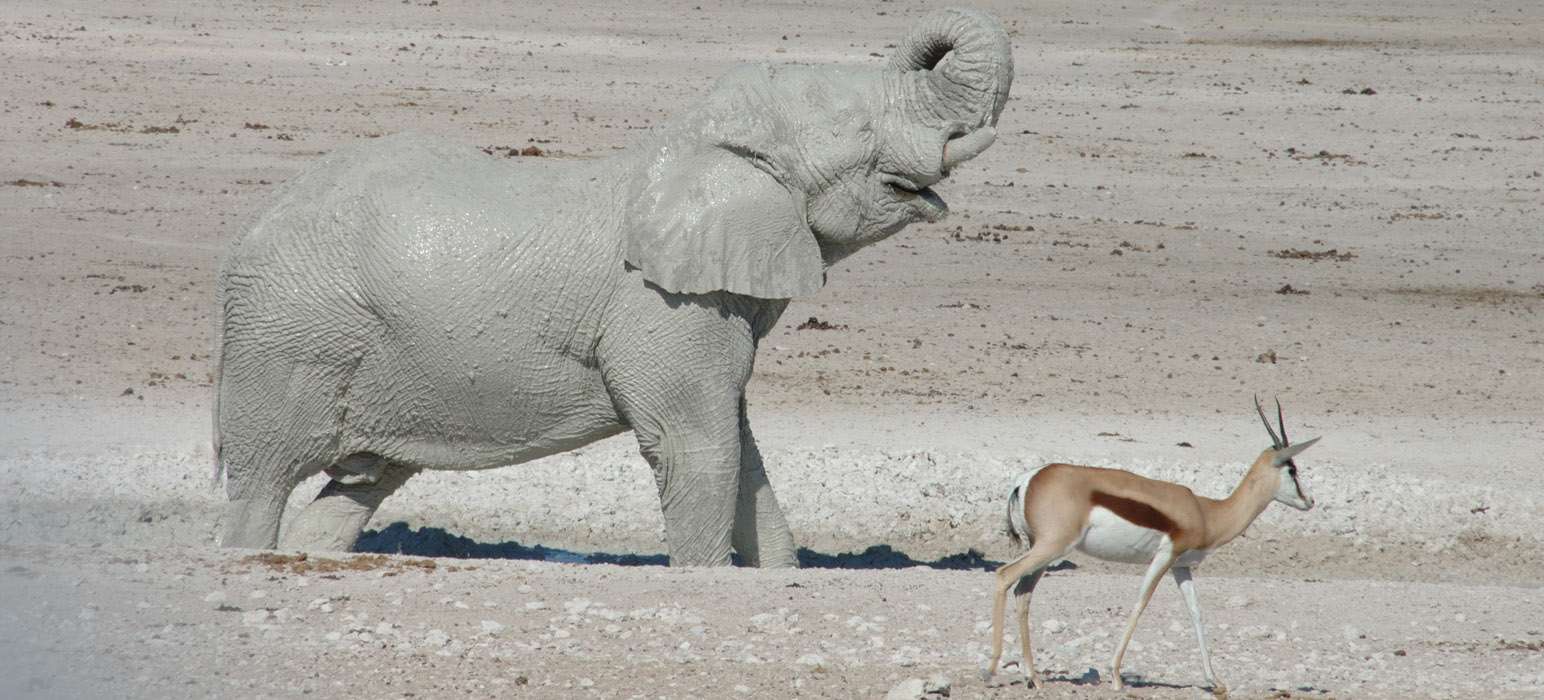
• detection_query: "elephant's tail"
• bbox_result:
[209,318,224,490]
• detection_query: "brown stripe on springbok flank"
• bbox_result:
[1090,490,1179,536]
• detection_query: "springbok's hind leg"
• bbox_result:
[984,537,1074,683]
[282,455,417,552]
[1014,569,1048,688]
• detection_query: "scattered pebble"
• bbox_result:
[885,677,927,700]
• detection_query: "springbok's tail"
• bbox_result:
[1005,485,1023,548]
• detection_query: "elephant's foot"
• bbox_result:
[282,461,415,552]
[219,494,288,549]
[666,532,735,567]
[730,497,798,568]
[734,530,798,568]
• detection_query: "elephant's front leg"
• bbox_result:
[626,405,743,567]
[601,289,786,566]
[733,401,798,568]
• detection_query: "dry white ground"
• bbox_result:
[2,1,1542,697]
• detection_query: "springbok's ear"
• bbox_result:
[624,147,824,299]
[1272,436,1321,465]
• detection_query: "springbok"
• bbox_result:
[983,398,1320,695]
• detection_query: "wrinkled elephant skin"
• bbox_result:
[215,8,1013,566]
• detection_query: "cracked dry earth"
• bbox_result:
[2,0,1542,698]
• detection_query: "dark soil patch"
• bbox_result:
[797,316,847,331]
[1187,37,1381,49]
[1388,286,1544,305]
[239,551,438,575]
[1270,248,1356,262]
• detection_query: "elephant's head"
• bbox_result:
[624,7,1013,299]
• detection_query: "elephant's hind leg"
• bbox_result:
[283,455,418,552]
[221,489,292,549]
[216,343,364,548]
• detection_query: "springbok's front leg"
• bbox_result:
[1110,544,1178,691]
[1172,566,1227,696]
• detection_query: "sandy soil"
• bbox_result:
[2,0,1541,697]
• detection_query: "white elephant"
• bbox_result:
[214,8,1013,566]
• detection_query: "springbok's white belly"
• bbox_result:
[1076,506,1169,564]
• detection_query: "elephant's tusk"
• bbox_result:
[942,127,997,173]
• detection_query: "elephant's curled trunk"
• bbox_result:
[889,7,1014,130]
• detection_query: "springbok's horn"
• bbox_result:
[1254,395,1283,449]
[1276,397,1289,446]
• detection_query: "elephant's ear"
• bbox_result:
[623,147,824,299]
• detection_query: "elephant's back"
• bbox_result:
[222,134,618,309]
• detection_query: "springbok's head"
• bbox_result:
[1255,396,1319,511]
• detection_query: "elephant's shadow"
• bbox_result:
[355,522,1045,571]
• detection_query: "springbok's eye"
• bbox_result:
[1287,464,1299,477]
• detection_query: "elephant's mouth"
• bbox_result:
[881,173,948,222]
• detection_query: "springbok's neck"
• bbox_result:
[1202,456,1278,549]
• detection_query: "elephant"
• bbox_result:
[214,8,1013,567]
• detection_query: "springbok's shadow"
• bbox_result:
[356,522,1043,571]
[993,666,1195,692]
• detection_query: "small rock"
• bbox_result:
[1042,619,1067,634]
[924,672,951,696]
[885,678,927,700]
[203,591,227,605]
[423,629,450,648]
[481,620,505,635]
[241,609,271,625]
[797,653,828,671]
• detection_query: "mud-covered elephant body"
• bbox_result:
[216,9,1013,566]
